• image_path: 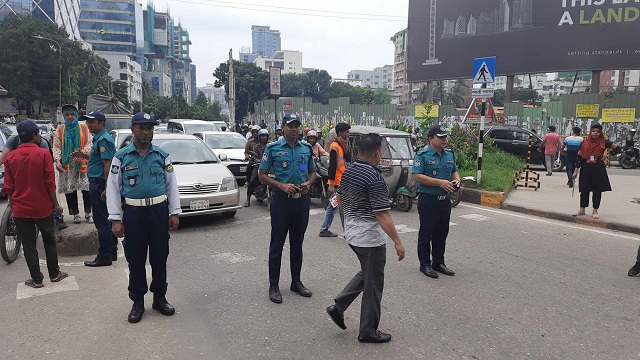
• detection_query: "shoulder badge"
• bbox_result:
[414,158,421,167]
[110,164,120,174]
[165,164,174,173]
[100,146,106,152]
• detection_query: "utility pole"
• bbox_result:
[228,49,236,125]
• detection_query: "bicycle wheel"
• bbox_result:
[0,206,21,263]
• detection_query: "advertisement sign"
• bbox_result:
[602,108,636,123]
[576,104,600,118]
[269,67,281,95]
[415,104,439,118]
[282,100,293,110]
[407,0,640,82]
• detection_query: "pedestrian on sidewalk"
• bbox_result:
[72,111,118,267]
[539,125,562,176]
[3,120,67,288]
[572,124,619,219]
[107,112,181,323]
[412,125,460,279]
[325,133,405,343]
[53,104,93,224]
[563,127,583,188]
[319,122,350,237]
[258,113,316,304]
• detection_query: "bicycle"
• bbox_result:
[0,204,21,263]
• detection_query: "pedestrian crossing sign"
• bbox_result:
[473,57,496,84]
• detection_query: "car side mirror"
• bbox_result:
[218,153,228,161]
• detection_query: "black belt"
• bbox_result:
[89,178,105,183]
[272,190,308,199]
[419,193,448,201]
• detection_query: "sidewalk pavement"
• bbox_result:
[501,166,640,235]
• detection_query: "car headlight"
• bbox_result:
[220,177,237,191]
[400,159,409,167]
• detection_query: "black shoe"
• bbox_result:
[326,305,346,330]
[358,330,392,343]
[419,265,438,279]
[57,220,68,230]
[628,262,640,277]
[128,301,145,323]
[319,230,338,237]
[152,295,175,316]
[290,281,312,297]
[433,263,455,276]
[84,258,112,267]
[269,286,283,303]
[568,180,574,188]
[112,254,118,261]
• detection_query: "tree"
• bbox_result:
[372,88,392,104]
[194,91,209,107]
[446,80,469,107]
[492,89,506,107]
[111,80,130,107]
[213,60,271,123]
[512,88,542,105]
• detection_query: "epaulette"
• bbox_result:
[152,144,168,158]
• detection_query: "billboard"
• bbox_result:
[269,67,281,95]
[407,0,640,82]
[602,108,636,122]
[576,104,600,118]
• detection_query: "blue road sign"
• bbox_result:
[473,57,496,84]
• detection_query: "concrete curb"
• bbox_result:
[459,187,640,236]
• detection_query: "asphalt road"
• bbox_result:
[1,189,640,360]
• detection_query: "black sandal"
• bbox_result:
[50,271,68,282]
[25,279,44,288]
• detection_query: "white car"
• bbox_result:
[120,133,241,218]
[167,119,222,134]
[193,131,249,184]
[109,129,132,150]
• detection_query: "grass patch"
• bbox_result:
[459,151,524,193]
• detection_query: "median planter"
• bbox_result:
[460,187,506,208]
[55,222,99,257]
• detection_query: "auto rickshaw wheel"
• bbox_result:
[396,194,413,212]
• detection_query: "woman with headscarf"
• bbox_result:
[572,123,619,219]
[53,104,93,224]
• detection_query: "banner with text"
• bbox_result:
[576,104,600,118]
[602,108,636,123]
[415,105,439,118]
[269,67,281,95]
[407,0,640,82]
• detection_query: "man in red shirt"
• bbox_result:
[3,120,67,288]
[540,125,562,176]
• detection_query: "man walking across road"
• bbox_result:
[73,111,118,267]
[325,133,405,343]
[563,127,583,188]
[412,125,460,279]
[540,125,562,176]
[3,120,68,288]
[107,112,181,323]
[319,122,350,237]
[259,113,316,304]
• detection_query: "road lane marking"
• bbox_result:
[16,276,79,300]
[395,224,418,234]
[211,252,256,264]
[459,204,640,241]
[459,214,490,221]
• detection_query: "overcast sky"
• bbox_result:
[143,0,409,87]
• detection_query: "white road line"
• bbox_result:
[16,276,79,300]
[459,214,490,222]
[395,224,418,234]
[211,252,256,264]
[124,265,153,280]
[459,203,640,241]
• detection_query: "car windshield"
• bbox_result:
[384,136,414,160]
[106,117,131,131]
[185,123,221,134]
[153,139,219,164]
[205,133,246,149]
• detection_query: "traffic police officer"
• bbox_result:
[258,113,317,304]
[106,112,181,323]
[412,125,460,279]
[72,111,119,267]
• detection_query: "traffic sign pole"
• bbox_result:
[477,83,486,184]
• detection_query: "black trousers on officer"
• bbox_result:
[122,201,170,302]
[269,192,310,287]
[417,194,452,267]
[89,179,118,261]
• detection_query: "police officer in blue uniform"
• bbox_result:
[71,111,119,267]
[258,113,317,304]
[106,112,181,323]
[412,125,460,279]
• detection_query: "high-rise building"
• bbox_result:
[190,63,197,105]
[197,83,227,105]
[142,7,174,97]
[254,50,302,75]
[347,65,393,90]
[172,23,193,104]
[100,53,142,103]
[239,46,257,63]
[78,0,144,65]
[0,0,81,40]
[390,29,426,107]
[251,25,281,57]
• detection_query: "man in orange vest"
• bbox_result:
[53,104,93,224]
[319,122,350,237]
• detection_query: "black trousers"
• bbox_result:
[417,194,452,267]
[14,215,59,284]
[268,193,310,287]
[65,190,91,215]
[334,244,386,337]
[246,164,259,199]
[122,201,170,302]
[89,179,118,260]
[580,191,602,209]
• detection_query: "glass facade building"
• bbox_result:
[0,0,81,40]
[251,25,280,58]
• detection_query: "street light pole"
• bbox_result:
[33,35,71,119]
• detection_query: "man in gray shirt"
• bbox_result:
[325,133,405,343]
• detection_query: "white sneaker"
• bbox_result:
[73,215,82,223]
[85,214,94,224]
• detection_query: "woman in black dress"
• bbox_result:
[572,124,619,219]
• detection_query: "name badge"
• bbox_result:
[129,178,136,186]
[124,165,139,171]
[589,155,595,162]
[299,163,308,171]
[282,161,288,168]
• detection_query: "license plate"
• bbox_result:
[189,200,209,210]
[240,166,247,172]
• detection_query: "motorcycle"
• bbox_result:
[309,155,330,208]
[619,145,640,169]
[247,151,270,205]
